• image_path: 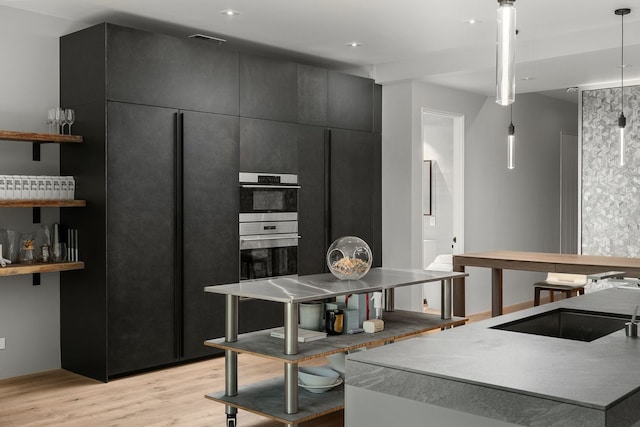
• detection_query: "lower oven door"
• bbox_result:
[240,233,299,281]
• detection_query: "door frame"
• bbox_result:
[420,107,465,257]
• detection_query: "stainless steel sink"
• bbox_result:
[491,308,628,342]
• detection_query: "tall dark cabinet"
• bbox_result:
[60,22,381,381]
[60,23,243,381]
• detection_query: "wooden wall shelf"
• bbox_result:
[0,200,86,208]
[0,262,84,277]
[0,130,82,143]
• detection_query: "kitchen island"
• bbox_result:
[345,287,640,427]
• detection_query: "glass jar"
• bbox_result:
[326,236,372,280]
[18,233,37,264]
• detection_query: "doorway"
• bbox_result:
[421,108,464,312]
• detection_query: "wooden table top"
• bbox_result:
[453,251,640,276]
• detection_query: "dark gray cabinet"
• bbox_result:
[297,125,328,275]
[298,65,328,126]
[60,24,244,381]
[182,111,240,359]
[328,72,374,132]
[329,129,379,265]
[374,84,382,133]
[239,118,298,174]
[297,126,382,275]
[240,54,297,122]
[106,102,178,375]
[107,25,239,115]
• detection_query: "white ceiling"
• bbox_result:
[3,0,640,103]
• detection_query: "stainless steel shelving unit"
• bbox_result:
[203,268,468,427]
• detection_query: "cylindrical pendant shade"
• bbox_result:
[507,122,515,170]
[619,127,626,166]
[507,134,515,169]
[496,1,516,106]
[619,112,626,166]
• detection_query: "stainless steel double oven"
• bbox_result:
[239,173,300,281]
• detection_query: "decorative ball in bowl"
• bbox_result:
[326,236,372,280]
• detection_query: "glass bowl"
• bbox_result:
[326,236,372,280]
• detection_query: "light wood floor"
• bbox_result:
[0,300,538,427]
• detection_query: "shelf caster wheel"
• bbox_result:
[226,414,237,427]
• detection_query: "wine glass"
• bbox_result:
[47,108,55,134]
[65,109,75,135]
[54,107,64,134]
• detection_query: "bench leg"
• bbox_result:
[534,288,541,306]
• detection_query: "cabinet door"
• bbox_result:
[240,54,298,122]
[328,72,374,132]
[329,129,378,263]
[106,102,177,375]
[182,111,240,359]
[239,118,298,174]
[298,65,328,126]
[107,24,239,115]
[297,125,328,275]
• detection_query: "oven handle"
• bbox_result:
[240,234,301,242]
[240,184,301,189]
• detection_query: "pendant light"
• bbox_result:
[507,104,515,169]
[496,0,516,106]
[615,8,630,166]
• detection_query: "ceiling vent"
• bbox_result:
[189,34,227,44]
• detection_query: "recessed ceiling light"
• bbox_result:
[346,42,362,48]
[464,18,481,24]
[220,9,240,16]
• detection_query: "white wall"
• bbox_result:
[0,7,83,379]
[383,80,578,315]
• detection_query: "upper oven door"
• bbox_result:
[239,173,299,222]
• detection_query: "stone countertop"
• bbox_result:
[346,288,640,426]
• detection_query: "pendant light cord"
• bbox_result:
[621,11,624,114]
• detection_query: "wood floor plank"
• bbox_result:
[0,355,339,427]
[0,301,532,426]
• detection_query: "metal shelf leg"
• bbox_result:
[441,278,452,320]
[284,302,299,415]
[225,295,239,420]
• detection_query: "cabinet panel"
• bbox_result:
[297,125,327,275]
[106,102,177,375]
[373,84,382,133]
[240,54,297,122]
[107,24,239,115]
[182,111,239,358]
[60,101,108,381]
[329,129,377,263]
[298,65,328,126]
[328,72,374,132]
[372,133,382,267]
[239,118,298,174]
[60,23,106,107]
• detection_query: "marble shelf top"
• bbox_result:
[204,268,467,303]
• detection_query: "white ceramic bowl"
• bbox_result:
[298,365,339,386]
[299,377,343,393]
